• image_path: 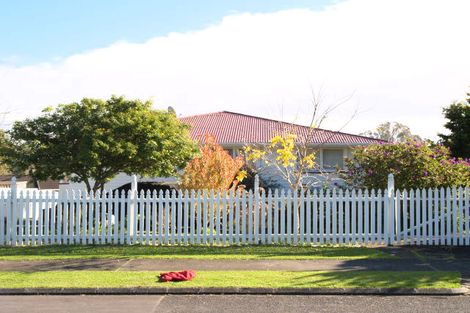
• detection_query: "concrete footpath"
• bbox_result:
[1,245,470,273]
[0,257,469,273]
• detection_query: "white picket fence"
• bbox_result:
[0,177,469,246]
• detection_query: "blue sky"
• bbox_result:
[1,0,332,65]
[0,0,469,139]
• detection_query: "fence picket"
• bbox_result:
[439,187,445,245]
[87,191,93,244]
[445,187,451,245]
[317,190,323,244]
[304,190,310,244]
[215,191,221,245]
[228,189,235,244]
[293,191,298,245]
[357,189,363,244]
[325,190,331,244]
[31,191,38,245]
[73,191,79,245]
[25,191,31,245]
[402,190,407,244]
[395,190,401,244]
[273,189,279,244]
[248,190,254,244]
[370,189,376,244]
[351,190,356,244]
[235,190,240,244]
[261,190,266,244]
[267,190,272,244]
[466,187,470,246]
[452,187,458,246]
[432,188,437,245]
[280,189,286,244]
[158,190,164,245]
[113,191,119,244]
[146,191,152,245]
[253,190,258,244]
[189,190,195,245]
[94,191,100,244]
[458,187,464,246]
[344,190,350,244]
[332,190,337,244]
[118,191,125,244]
[0,191,4,245]
[17,191,24,246]
[197,190,202,245]
[338,189,344,244]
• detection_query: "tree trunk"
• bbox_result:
[84,179,92,194]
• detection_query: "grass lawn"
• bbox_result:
[0,271,459,289]
[0,245,394,260]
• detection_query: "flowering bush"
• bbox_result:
[180,135,246,190]
[344,141,470,189]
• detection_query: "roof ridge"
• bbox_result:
[179,111,226,120]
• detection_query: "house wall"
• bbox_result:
[222,144,353,190]
[0,181,28,189]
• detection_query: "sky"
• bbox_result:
[0,0,469,140]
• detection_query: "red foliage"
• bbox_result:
[180,135,245,190]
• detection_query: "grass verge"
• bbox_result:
[0,245,394,260]
[0,271,459,289]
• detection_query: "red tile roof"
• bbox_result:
[180,111,383,145]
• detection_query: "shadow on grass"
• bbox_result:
[287,271,460,289]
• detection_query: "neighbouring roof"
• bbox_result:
[180,111,383,145]
[37,179,60,190]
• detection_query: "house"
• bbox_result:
[60,111,382,192]
[180,111,383,188]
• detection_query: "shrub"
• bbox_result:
[180,135,246,190]
[344,141,470,189]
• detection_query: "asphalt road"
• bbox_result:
[1,295,469,313]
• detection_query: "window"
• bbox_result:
[322,149,344,169]
[223,148,240,158]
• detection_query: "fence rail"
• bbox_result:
[1,179,469,246]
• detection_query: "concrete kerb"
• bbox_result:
[0,287,467,296]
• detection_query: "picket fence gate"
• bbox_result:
[0,175,469,247]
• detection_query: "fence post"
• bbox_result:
[10,177,17,246]
[254,175,260,243]
[129,175,138,240]
[254,175,259,193]
[387,173,395,245]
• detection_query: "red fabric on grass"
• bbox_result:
[159,270,197,282]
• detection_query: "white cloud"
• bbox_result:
[0,0,469,140]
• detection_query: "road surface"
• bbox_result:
[1,295,469,313]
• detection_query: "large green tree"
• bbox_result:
[1,96,196,192]
[0,130,12,175]
[439,93,470,158]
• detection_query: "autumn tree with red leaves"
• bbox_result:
[180,135,246,190]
